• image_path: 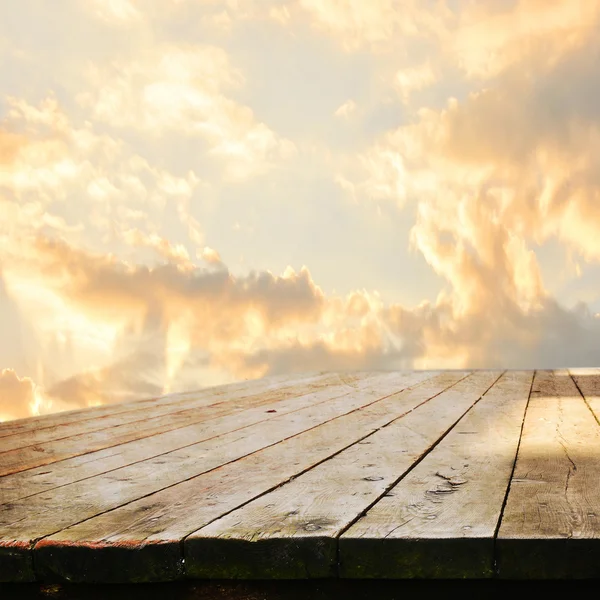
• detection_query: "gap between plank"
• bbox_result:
[491,369,536,577]
[6,376,383,499]
[332,370,505,577]
[27,374,439,555]
[0,374,335,455]
[177,372,473,574]
[570,371,600,429]
[0,372,329,439]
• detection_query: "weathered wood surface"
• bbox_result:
[0,372,377,484]
[339,370,532,578]
[2,369,600,583]
[496,370,600,578]
[1,370,436,581]
[0,372,346,471]
[185,371,498,579]
[32,370,442,583]
[0,373,384,502]
[0,372,326,439]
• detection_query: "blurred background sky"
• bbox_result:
[1,0,600,421]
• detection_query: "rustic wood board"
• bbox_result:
[569,368,600,424]
[28,371,457,583]
[339,370,531,578]
[0,371,326,439]
[184,371,501,579]
[0,370,437,582]
[0,373,385,502]
[0,372,340,457]
[0,372,372,479]
[496,370,600,578]
[5,368,599,583]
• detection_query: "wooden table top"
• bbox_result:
[1,368,599,583]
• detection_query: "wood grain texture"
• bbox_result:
[1,370,437,582]
[0,372,372,480]
[30,371,450,583]
[0,373,382,502]
[184,371,500,579]
[0,371,326,439]
[496,370,600,579]
[0,372,338,460]
[569,368,600,425]
[339,370,531,579]
[5,368,598,583]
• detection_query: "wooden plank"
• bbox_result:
[184,371,503,579]
[496,370,600,579]
[0,372,332,438]
[0,370,440,582]
[0,373,360,476]
[27,371,466,584]
[339,370,531,579]
[0,371,324,437]
[0,371,328,446]
[569,368,600,423]
[0,372,335,452]
[0,372,391,501]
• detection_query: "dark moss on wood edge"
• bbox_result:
[496,538,600,579]
[0,541,35,582]
[185,536,337,579]
[338,537,495,579]
[33,539,184,583]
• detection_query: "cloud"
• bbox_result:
[4,222,600,422]
[326,0,600,369]
[2,236,329,406]
[122,228,194,268]
[334,99,357,119]
[198,246,223,265]
[76,44,296,180]
[0,369,38,422]
[4,0,600,423]
[85,0,143,24]
[393,63,436,103]
[0,128,27,166]
[339,1,600,256]
[200,9,233,32]
[0,273,40,378]
[46,306,168,408]
[0,94,206,261]
[269,5,292,25]
[448,0,600,79]
[298,0,449,53]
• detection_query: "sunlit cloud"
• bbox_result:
[449,0,600,79]
[86,0,143,24]
[297,0,450,52]
[393,63,436,104]
[76,44,296,180]
[0,368,53,422]
[334,99,357,119]
[2,0,600,420]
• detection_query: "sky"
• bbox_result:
[1,0,600,422]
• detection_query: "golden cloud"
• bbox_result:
[0,128,28,166]
[298,0,449,53]
[4,0,600,423]
[449,0,600,79]
[334,99,357,119]
[76,44,296,180]
[3,223,599,423]
[0,369,38,422]
[86,0,143,23]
